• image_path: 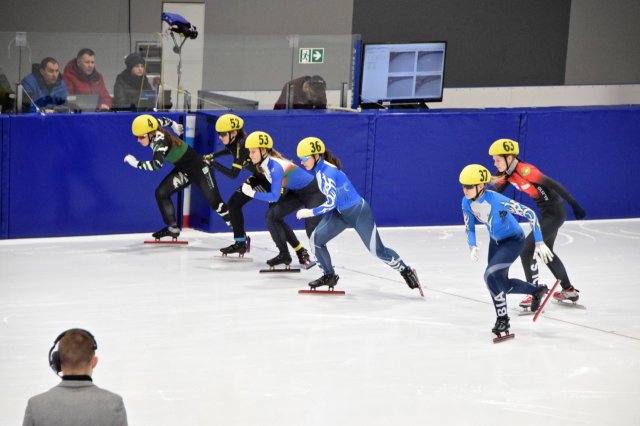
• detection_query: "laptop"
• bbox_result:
[66,94,100,112]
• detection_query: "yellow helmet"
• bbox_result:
[245,131,273,149]
[489,138,519,156]
[215,114,244,133]
[297,137,326,158]
[131,114,158,136]
[459,164,492,185]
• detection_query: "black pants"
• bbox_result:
[266,180,325,254]
[156,152,230,229]
[520,199,572,289]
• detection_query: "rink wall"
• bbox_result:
[1,106,639,239]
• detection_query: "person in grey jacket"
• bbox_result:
[23,328,128,426]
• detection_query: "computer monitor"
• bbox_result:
[66,94,99,112]
[358,41,447,108]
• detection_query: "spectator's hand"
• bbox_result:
[534,242,554,264]
[469,246,479,262]
[98,104,110,111]
[124,154,139,168]
[296,209,314,219]
[171,122,183,136]
[241,183,256,198]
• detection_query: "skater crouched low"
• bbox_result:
[295,137,423,296]
[459,164,554,339]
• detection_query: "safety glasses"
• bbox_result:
[136,135,147,141]
[462,184,475,189]
[299,156,311,162]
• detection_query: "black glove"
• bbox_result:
[203,154,214,166]
[572,204,586,220]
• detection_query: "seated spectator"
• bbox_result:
[274,74,327,110]
[63,48,112,111]
[113,53,155,111]
[20,57,68,113]
[22,328,128,426]
[0,66,14,113]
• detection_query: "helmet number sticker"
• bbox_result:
[147,118,154,128]
[309,140,322,153]
[502,140,515,152]
[230,118,240,129]
[258,134,270,145]
[479,168,489,182]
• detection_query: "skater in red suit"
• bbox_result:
[489,138,586,306]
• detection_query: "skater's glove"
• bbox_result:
[241,183,256,198]
[469,246,479,262]
[171,122,184,136]
[203,153,214,166]
[124,154,139,168]
[534,242,554,264]
[572,204,586,220]
[296,209,314,219]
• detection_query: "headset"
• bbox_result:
[48,328,98,375]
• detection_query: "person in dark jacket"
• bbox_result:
[20,57,68,113]
[273,75,327,110]
[63,48,112,111]
[113,53,155,111]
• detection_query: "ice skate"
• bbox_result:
[151,226,180,241]
[492,316,514,343]
[530,284,549,313]
[519,295,532,309]
[220,241,247,256]
[553,287,579,302]
[400,267,424,297]
[295,247,316,269]
[267,252,292,267]
[309,273,339,290]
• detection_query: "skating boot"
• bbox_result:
[519,295,532,309]
[530,284,549,312]
[220,240,247,256]
[400,267,424,297]
[266,252,292,267]
[296,247,311,265]
[309,273,339,290]
[152,226,180,241]
[245,235,251,253]
[492,315,510,335]
[553,287,579,303]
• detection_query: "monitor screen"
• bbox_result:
[359,41,447,107]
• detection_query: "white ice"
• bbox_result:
[1,219,639,426]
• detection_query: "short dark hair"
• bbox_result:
[76,48,96,59]
[40,57,58,69]
[59,329,96,370]
[307,75,326,91]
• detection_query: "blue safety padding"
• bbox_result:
[1,116,8,238]
[6,112,183,238]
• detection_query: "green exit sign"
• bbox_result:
[299,48,324,64]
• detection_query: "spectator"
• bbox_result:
[0,66,15,113]
[63,48,112,111]
[274,74,327,110]
[20,57,68,113]
[113,53,154,111]
[22,328,128,426]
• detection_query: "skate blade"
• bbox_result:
[300,261,317,270]
[555,300,587,310]
[298,289,345,295]
[492,332,515,344]
[213,255,253,262]
[144,240,188,245]
[260,267,301,273]
[415,282,425,298]
[518,309,535,316]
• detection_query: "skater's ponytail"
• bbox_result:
[323,149,342,170]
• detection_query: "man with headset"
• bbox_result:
[23,328,128,426]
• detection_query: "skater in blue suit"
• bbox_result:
[459,164,554,336]
[295,137,423,296]
[241,131,325,268]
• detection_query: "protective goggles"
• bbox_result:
[462,184,475,189]
[299,156,311,162]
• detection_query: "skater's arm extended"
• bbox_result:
[253,163,283,203]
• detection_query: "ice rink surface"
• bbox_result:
[1,219,639,426]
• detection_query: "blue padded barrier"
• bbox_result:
[5,112,183,238]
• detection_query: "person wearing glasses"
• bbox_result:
[123,114,233,242]
[294,137,423,296]
[459,164,553,337]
